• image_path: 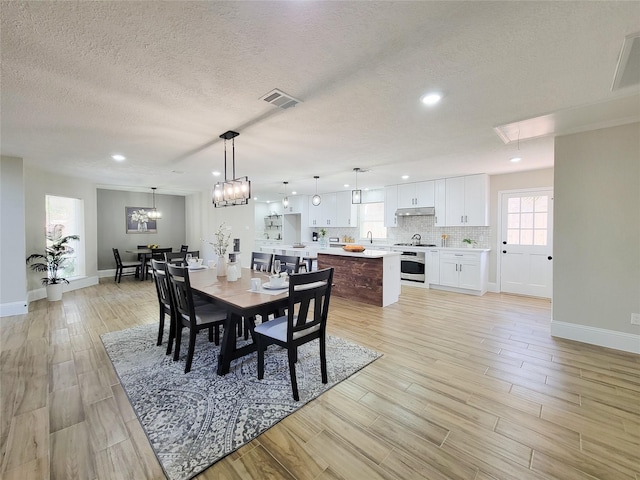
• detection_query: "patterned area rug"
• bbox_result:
[101,324,381,480]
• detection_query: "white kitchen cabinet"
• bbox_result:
[384,185,398,227]
[284,194,307,214]
[434,178,446,227]
[427,249,440,284]
[438,250,487,293]
[308,197,322,227]
[397,181,435,208]
[321,192,338,226]
[444,174,489,226]
[335,191,358,227]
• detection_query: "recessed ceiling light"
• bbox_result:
[344,184,350,188]
[254,196,258,200]
[291,191,297,195]
[212,171,221,176]
[401,175,409,180]
[266,200,270,204]
[112,154,126,161]
[421,92,442,106]
[510,156,522,163]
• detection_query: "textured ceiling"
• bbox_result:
[1,1,639,201]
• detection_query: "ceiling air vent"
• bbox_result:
[260,89,302,109]
[612,31,640,90]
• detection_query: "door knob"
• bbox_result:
[548,256,552,260]
[502,241,507,245]
[502,250,507,254]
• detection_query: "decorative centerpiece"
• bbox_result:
[209,223,231,276]
[26,224,80,301]
[318,228,329,248]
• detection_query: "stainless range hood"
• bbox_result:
[395,206,435,217]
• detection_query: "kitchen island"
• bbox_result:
[317,248,401,307]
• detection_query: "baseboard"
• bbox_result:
[0,301,29,318]
[27,276,100,303]
[99,269,116,278]
[551,320,640,354]
[487,282,499,293]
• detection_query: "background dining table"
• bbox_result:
[189,267,289,375]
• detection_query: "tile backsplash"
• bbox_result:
[307,215,490,248]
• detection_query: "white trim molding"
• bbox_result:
[27,276,99,303]
[551,320,640,354]
[0,301,28,318]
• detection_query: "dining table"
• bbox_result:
[188,267,289,375]
[126,247,171,280]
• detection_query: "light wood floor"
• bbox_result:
[2,279,639,480]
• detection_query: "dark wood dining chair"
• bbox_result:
[253,268,334,401]
[112,248,140,283]
[166,263,229,373]
[250,252,273,273]
[164,251,186,264]
[151,259,174,352]
[273,254,300,275]
[145,247,172,280]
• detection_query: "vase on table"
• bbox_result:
[318,237,329,248]
[216,259,227,277]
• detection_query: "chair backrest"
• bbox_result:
[165,251,186,264]
[251,252,273,272]
[180,245,189,252]
[112,248,123,267]
[185,250,200,258]
[285,268,334,342]
[151,259,171,309]
[166,263,196,326]
[274,254,300,275]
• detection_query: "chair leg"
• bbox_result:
[157,306,165,346]
[214,324,220,345]
[166,315,175,355]
[320,334,328,384]
[185,329,197,373]
[173,325,182,361]
[256,336,265,380]
[208,325,214,342]
[288,348,299,401]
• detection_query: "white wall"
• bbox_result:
[24,166,99,295]
[552,122,640,353]
[0,156,28,316]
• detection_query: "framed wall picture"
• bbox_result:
[126,207,158,234]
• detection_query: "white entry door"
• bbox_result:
[500,190,553,298]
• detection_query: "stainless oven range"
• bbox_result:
[394,243,437,282]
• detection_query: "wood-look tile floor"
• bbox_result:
[1,279,639,479]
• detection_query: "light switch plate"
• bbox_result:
[631,313,640,325]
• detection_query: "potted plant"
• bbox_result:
[26,224,80,301]
[318,228,328,248]
[462,238,477,248]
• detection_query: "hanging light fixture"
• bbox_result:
[282,181,289,208]
[148,187,162,220]
[213,130,251,208]
[351,167,362,204]
[312,175,321,206]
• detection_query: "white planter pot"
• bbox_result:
[46,283,64,301]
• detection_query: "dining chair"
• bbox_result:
[180,244,189,252]
[145,247,173,280]
[250,252,273,273]
[151,259,174,352]
[273,254,300,275]
[112,248,140,283]
[164,251,186,264]
[253,268,334,401]
[166,263,229,373]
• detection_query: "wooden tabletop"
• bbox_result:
[189,268,287,314]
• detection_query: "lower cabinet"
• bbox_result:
[436,250,488,295]
[427,249,440,285]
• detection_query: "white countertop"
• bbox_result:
[317,247,400,258]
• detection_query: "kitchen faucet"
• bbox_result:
[411,233,421,244]
[367,231,373,244]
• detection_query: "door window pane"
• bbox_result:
[508,197,521,213]
[505,194,550,246]
[507,213,520,228]
[521,196,534,212]
[534,229,548,246]
[520,229,534,245]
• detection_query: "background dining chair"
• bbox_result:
[112,248,140,283]
[273,254,300,275]
[250,252,273,273]
[180,244,189,252]
[253,268,334,401]
[145,247,172,280]
[165,251,186,264]
[166,263,228,373]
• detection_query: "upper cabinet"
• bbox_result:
[444,174,489,226]
[434,178,446,227]
[397,181,435,208]
[384,185,398,227]
[283,195,307,215]
[308,191,356,227]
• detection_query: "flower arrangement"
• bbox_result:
[129,209,149,223]
[209,223,231,257]
[319,228,327,237]
[462,238,477,246]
